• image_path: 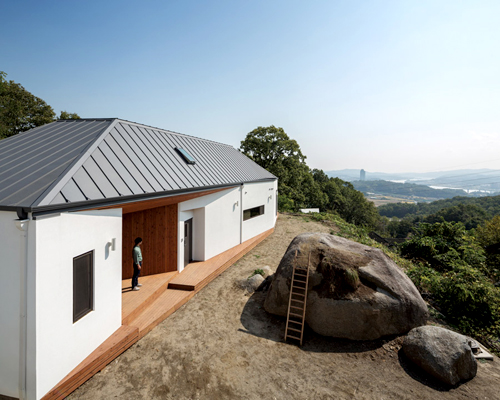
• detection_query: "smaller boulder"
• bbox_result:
[241,274,265,293]
[261,266,273,278]
[403,326,477,385]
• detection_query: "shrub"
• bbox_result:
[249,268,265,278]
[408,263,500,336]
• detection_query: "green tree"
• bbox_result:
[312,170,379,228]
[400,221,485,272]
[424,203,488,230]
[240,126,312,208]
[476,216,500,282]
[58,111,80,120]
[240,126,379,228]
[0,72,55,138]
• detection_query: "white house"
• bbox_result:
[0,119,277,400]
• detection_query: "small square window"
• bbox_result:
[73,251,94,323]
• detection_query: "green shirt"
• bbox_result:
[133,246,142,265]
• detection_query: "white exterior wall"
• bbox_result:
[0,211,22,398]
[178,188,241,270]
[241,180,278,242]
[177,181,277,270]
[34,209,122,400]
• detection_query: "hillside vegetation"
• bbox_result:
[379,194,500,219]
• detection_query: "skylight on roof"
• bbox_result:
[175,147,196,165]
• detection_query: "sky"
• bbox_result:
[2,0,500,173]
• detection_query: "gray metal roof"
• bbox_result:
[0,118,276,213]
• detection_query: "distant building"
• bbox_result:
[360,169,366,181]
[300,208,320,214]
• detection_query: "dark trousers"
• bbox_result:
[132,263,141,288]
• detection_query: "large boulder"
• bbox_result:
[403,326,477,385]
[264,233,428,340]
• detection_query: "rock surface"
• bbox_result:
[264,233,428,340]
[241,274,265,293]
[403,326,477,385]
[261,266,273,278]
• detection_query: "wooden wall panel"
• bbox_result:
[165,204,178,272]
[122,205,178,279]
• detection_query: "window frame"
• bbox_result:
[73,250,94,323]
[175,147,196,165]
[243,205,265,221]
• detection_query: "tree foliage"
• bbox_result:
[0,72,55,138]
[401,220,500,337]
[476,215,500,283]
[0,72,80,139]
[400,221,485,271]
[240,126,312,207]
[240,126,378,228]
[422,203,488,230]
[378,194,500,220]
[58,111,80,120]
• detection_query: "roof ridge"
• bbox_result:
[115,119,234,148]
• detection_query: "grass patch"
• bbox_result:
[249,268,265,278]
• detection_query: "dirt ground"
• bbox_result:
[70,215,500,400]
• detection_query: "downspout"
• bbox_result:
[15,210,30,400]
[240,184,244,244]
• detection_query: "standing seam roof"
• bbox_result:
[0,118,276,210]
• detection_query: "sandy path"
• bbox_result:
[70,215,500,400]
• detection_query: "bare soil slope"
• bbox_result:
[70,215,500,400]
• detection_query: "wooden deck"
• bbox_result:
[42,227,274,400]
[122,271,178,325]
[168,229,273,291]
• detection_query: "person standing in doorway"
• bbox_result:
[132,237,143,291]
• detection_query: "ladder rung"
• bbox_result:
[291,293,305,298]
[288,320,303,326]
[289,312,303,318]
[290,305,303,310]
[286,334,301,341]
[292,285,306,290]
[287,327,302,333]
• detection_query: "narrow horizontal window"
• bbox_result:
[243,205,265,221]
[175,147,196,165]
[73,251,94,323]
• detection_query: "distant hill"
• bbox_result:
[326,169,500,193]
[352,180,469,200]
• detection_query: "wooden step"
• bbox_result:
[288,320,303,326]
[286,334,301,341]
[128,288,194,339]
[42,325,139,400]
[287,327,302,333]
[122,271,178,325]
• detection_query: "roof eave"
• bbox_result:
[29,178,277,218]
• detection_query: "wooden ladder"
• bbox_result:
[284,251,310,346]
